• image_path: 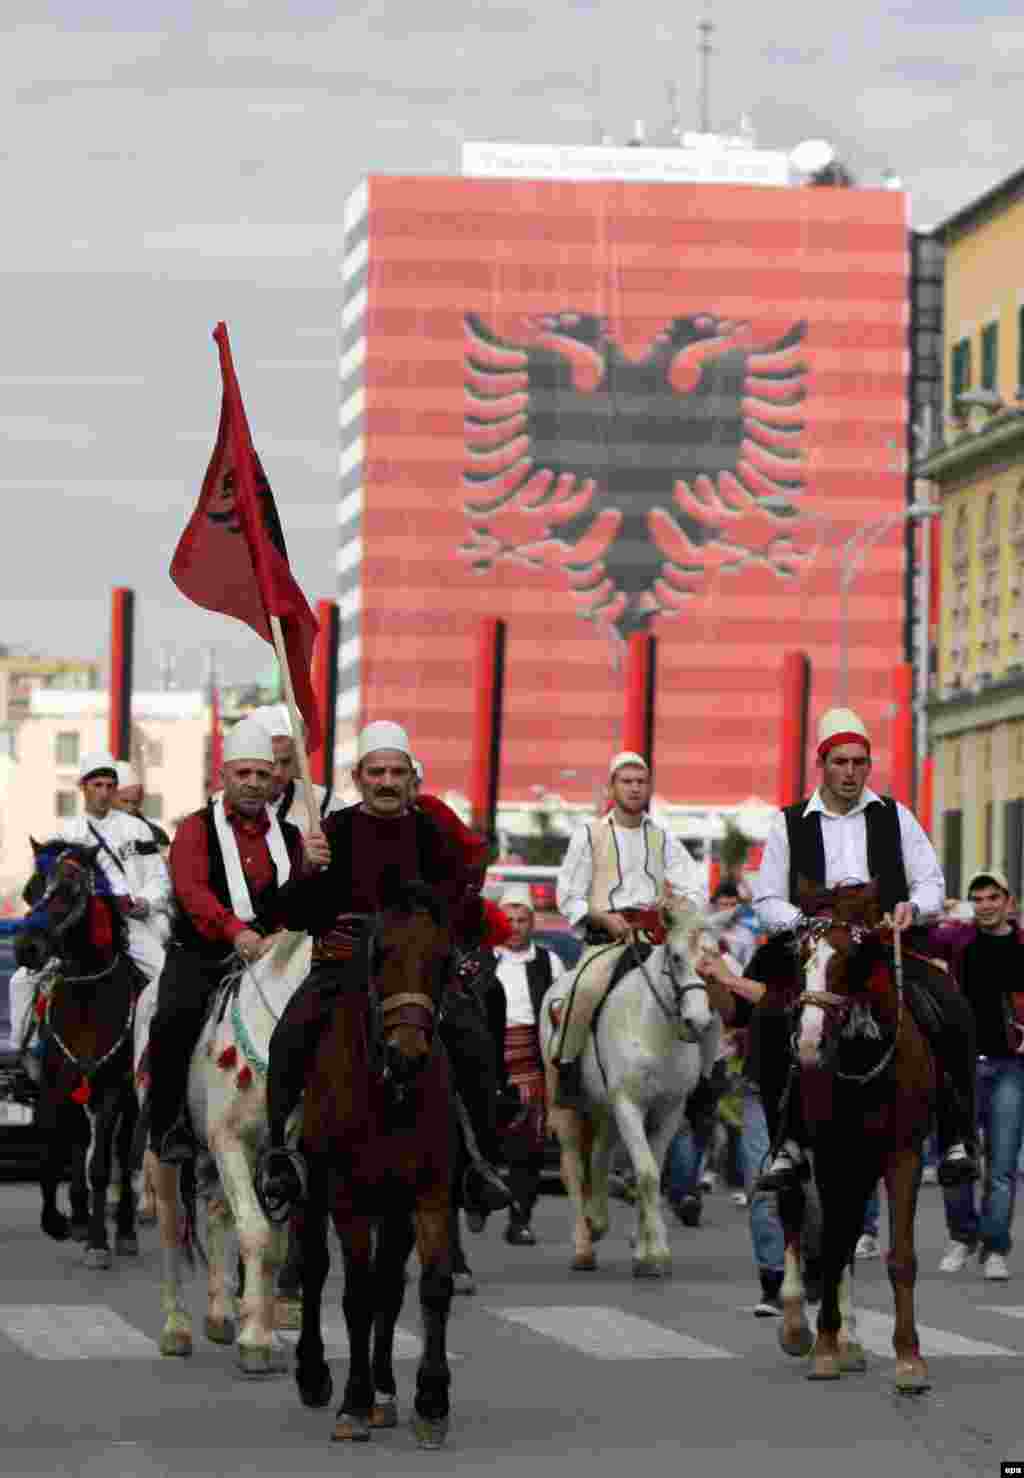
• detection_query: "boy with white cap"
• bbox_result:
[255,719,513,1225]
[750,705,978,1192]
[58,752,172,983]
[553,750,707,1110]
[147,716,311,1164]
[246,703,346,835]
[114,761,171,852]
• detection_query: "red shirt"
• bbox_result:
[170,806,298,946]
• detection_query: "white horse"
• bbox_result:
[540,895,721,1278]
[138,930,311,1373]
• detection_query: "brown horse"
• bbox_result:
[292,876,457,1448]
[775,880,937,1393]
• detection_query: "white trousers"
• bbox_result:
[126,919,166,984]
[7,966,36,1052]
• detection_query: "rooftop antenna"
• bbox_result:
[696,11,714,134]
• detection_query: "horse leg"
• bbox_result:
[113,1094,139,1255]
[776,1180,813,1358]
[885,1145,929,1393]
[808,1155,861,1381]
[274,1217,304,1330]
[153,1160,193,1357]
[549,1103,597,1271]
[38,1096,70,1242]
[583,1109,613,1244]
[68,1110,90,1240]
[210,1136,285,1375]
[411,1189,453,1450]
[369,1212,417,1429]
[294,1172,332,1410]
[644,1100,688,1272]
[611,1093,668,1277]
[331,1212,375,1442]
[82,1103,114,1269]
[204,1190,237,1347]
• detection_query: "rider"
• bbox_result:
[247,703,347,833]
[114,761,171,853]
[254,719,514,1225]
[750,705,979,1192]
[554,750,711,1112]
[148,717,311,1164]
[59,752,172,985]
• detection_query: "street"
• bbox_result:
[1,1176,1022,1478]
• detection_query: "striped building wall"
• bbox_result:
[336,176,911,807]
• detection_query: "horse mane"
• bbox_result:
[377,870,449,931]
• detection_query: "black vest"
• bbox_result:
[173,802,301,960]
[525,947,554,1021]
[783,794,908,915]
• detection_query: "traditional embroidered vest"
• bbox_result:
[172,802,301,960]
[586,816,667,914]
[783,795,908,915]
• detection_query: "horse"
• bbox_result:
[539,893,723,1277]
[773,880,936,1393]
[292,876,457,1450]
[144,927,312,1370]
[27,839,141,1267]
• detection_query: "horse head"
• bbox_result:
[792,877,891,1069]
[370,872,454,1088]
[657,889,715,1040]
[24,838,122,967]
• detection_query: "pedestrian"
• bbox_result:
[927,869,1024,1281]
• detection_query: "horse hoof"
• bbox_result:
[204,1316,236,1345]
[894,1360,931,1395]
[807,1352,842,1381]
[297,1366,333,1409]
[332,1412,371,1443]
[115,1235,139,1257]
[452,1270,477,1296]
[839,1341,868,1374]
[778,1323,814,1358]
[159,1328,193,1358]
[274,1296,303,1331]
[69,1221,90,1244]
[237,1344,285,1377]
[412,1414,449,1450]
[40,1210,70,1242]
[137,1203,158,1227]
[571,1251,596,1272]
[83,1246,113,1270]
[370,1394,398,1428]
[632,1258,664,1279]
[585,1215,608,1245]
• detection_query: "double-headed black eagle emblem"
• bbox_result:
[460,311,811,636]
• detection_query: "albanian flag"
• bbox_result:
[171,323,321,748]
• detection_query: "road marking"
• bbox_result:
[851,1308,1016,1358]
[0,1305,159,1360]
[493,1305,735,1360]
[279,1320,447,1361]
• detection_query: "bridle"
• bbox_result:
[634,914,710,1037]
[366,906,449,1097]
[794,914,904,1086]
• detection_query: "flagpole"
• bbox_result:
[269,614,320,831]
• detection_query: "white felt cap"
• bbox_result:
[248,703,299,740]
[816,707,870,755]
[499,884,535,912]
[357,720,412,762]
[79,751,118,782]
[223,717,274,764]
[608,750,650,780]
[115,761,139,788]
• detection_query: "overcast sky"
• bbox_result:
[3,0,1019,688]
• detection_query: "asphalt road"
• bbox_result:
[2,1176,1024,1478]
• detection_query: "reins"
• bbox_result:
[796,915,905,1087]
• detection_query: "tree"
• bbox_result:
[516,805,569,867]
[719,818,754,885]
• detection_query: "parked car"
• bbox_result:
[534,929,583,971]
[0,934,46,1180]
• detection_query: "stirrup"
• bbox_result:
[255,1147,308,1224]
[755,1146,809,1194]
[936,1143,978,1188]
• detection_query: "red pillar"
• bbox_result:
[108,587,135,760]
[622,634,657,766]
[469,618,506,841]
[777,651,810,807]
[309,599,339,789]
[891,661,915,807]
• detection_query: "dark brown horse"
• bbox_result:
[774,880,937,1392]
[27,839,141,1267]
[293,876,457,1448]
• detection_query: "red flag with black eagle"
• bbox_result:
[171,322,321,748]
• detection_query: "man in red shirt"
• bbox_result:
[148,717,311,1164]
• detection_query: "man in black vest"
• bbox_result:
[254,720,513,1226]
[750,706,978,1193]
[492,885,567,1244]
[148,717,310,1164]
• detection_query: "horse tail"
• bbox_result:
[178,1160,208,1271]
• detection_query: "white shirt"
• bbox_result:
[495,942,566,1026]
[59,808,172,914]
[752,786,946,932]
[557,814,706,927]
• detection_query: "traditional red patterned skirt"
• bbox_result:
[504,1024,547,1152]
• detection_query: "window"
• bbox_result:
[1004,798,1023,901]
[942,810,962,901]
[55,731,80,767]
[55,790,77,818]
[142,794,164,821]
[981,321,999,392]
[951,337,972,410]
